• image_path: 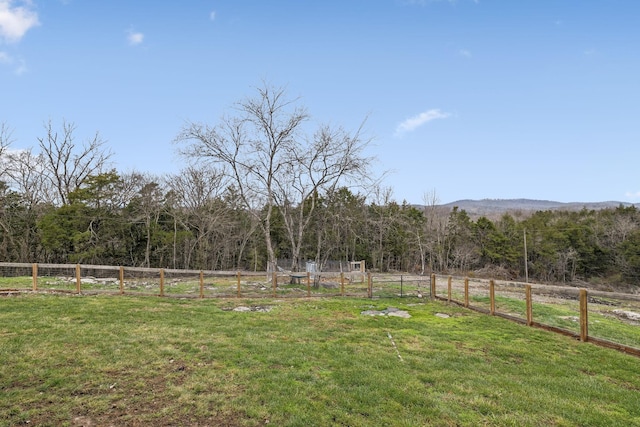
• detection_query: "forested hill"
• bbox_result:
[436,199,638,218]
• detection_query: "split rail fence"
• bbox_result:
[1,263,638,357]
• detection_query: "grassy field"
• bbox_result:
[440,278,640,349]
[1,294,640,426]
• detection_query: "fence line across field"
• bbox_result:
[0,263,385,299]
[430,274,640,358]
[1,262,638,358]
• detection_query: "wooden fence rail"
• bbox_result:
[1,263,639,358]
[0,262,371,299]
[430,274,640,358]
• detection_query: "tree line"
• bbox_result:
[1,85,639,290]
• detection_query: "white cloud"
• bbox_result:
[459,49,472,58]
[395,109,451,136]
[0,0,40,43]
[0,50,9,62]
[210,10,216,21]
[127,30,144,46]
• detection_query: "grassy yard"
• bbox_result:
[1,294,640,426]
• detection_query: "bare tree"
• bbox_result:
[0,122,14,173]
[127,174,166,268]
[177,83,372,271]
[0,123,16,258]
[415,190,440,274]
[421,189,450,272]
[166,165,230,269]
[37,119,112,205]
[275,122,372,270]
[421,189,441,272]
[117,171,149,208]
[367,186,396,271]
[4,150,54,206]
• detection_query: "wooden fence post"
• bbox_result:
[447,276,452,302]
[489,279,495,315]
[525,284,533,326]
[367,272,372,298]
[340,272,345,297]
[237,272,241,298]
[119,266,124,295]
[159,268,165,297]
[464,278,469,308]
[272,272,277,298]
[199,271,204,299]
[580,288,589,342]
[75,264,81,294]
[430,274,436,300]
[307,272,311,297]
[32,263,38,291]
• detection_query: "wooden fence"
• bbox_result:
[1,262,638,357]
[0,262,389,299]
[430,274,640,358]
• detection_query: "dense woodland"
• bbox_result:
[2,85,639,291]
[1,161,639,290]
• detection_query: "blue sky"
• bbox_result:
[1,0,639,205]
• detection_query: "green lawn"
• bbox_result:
[1,294,640,426]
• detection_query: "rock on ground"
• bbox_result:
[361,307,411,318]
[233,306,273,313]
[613,309,640,322]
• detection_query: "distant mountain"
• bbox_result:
[432,199,638,219]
